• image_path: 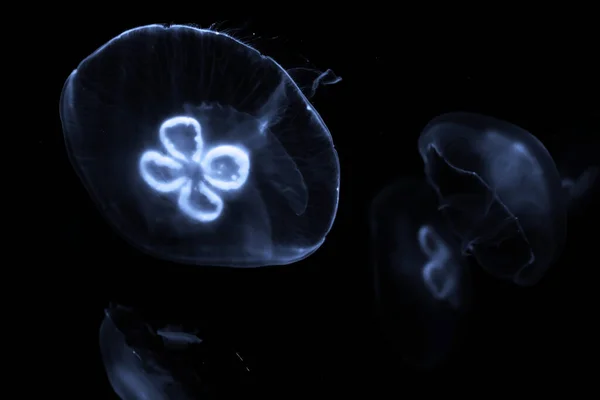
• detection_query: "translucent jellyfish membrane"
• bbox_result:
[99,304,250,399]
[418,112,567,287]
[99,305,195,399]
[370,178,470,370]
[60,24,340,267]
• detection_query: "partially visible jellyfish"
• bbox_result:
[370,178,470,370]
[562,166,598,196]
[60,24,341,267]
[100,304,251,399]
[418,112,567,287]
[99,305,193,399]
[557,141,599,212]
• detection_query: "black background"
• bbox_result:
[42,13,599,397]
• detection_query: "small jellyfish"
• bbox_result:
[60,24,340,267]
[418,112,567,286]
[100,304,251,399]
[370,178,470,370]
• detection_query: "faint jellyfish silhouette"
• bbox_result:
[418,112,567,286]
[100,304,251,399]
[562,167,598,201]
[556,140,599,213]
[370,178,470,370]
[60,24,341,267]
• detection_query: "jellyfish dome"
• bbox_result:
[418,112,567,286]
[60,24,340,267]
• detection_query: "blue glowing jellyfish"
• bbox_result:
[370,178,470,370]
[418,112,567,287]
[60,24,340,267]
[100,304,251,399]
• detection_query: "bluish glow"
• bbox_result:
[418,112,566,287]
[556,140,599,218]
[160,115,204,163]
[178,180,224,222]
[562,166,598,202]
[99,307,193,399]
[200,145,250,191]
[417,225,459,306]
[139,150,188,193]
[100,304,251,399]
[60,24,341,267]
[370,178,469,370]
[157,326,203,345]
[139,116,250,223]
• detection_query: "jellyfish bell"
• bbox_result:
[370,178,470,370]
[60,24,340,267]
[418,112,567,287]
[99,307,192,400]
[100,304,252,399]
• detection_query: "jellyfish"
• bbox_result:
[99,305,194,399]
[556,141,599,213]
[100,304,251,399]
[370,178,470,370]
[418,112,567,287]
[60,24,340,267]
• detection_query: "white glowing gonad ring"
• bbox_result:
[139,116,250,222]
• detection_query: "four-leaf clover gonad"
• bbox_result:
[139,116,250,222]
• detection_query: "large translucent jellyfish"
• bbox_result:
[370,178,470,370]
[60,24,340,267]
[418,112,567,287]
[99,304,251,399]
